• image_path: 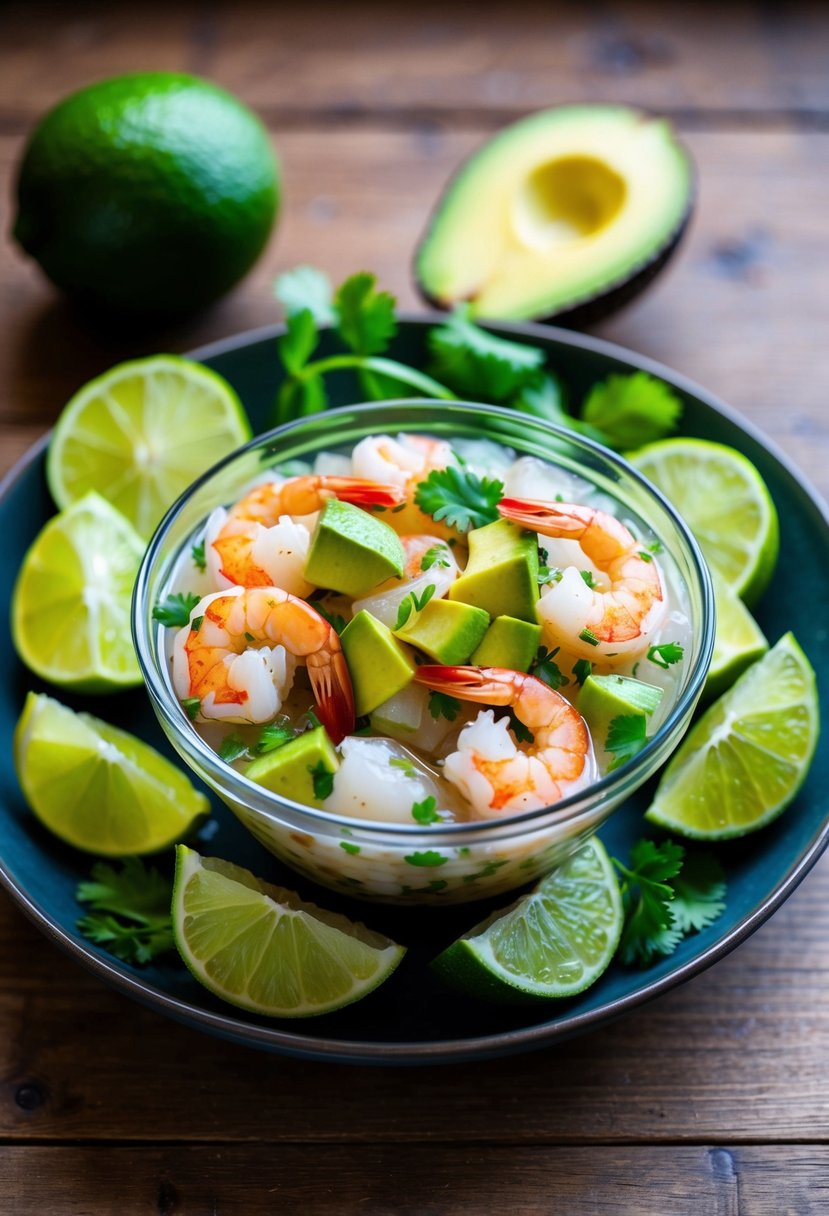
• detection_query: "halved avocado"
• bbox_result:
[414,105,693,328]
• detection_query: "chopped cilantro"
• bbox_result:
[218,734,248,764]
[309,762,335,800]
[310,598,346,634]
[580,570,597,589]
[181,697,201,721]
[395,583,436,629]
[537,566,563,585]
[428,691,461,722]
[191,615,204,633]
[531,646,567,691]
[579,627,600,647]
[648,539,664,555]
[152,591,201,628]
[605,714,648,771]
[390,757,417,779]
[339,841,361,856]
[191,539,206,572]
[508,710,534,745]
[647,641,685,669]
[76,858,175,966]
[420,545,451,571]
[404,851,448,868]
[638,550,653,562]
[254,721,295,755]
[245,631,255,643]
[414,466,504,533]
[571,659,592,686]
[411,795,441,824]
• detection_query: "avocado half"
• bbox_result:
[414,105,694,329]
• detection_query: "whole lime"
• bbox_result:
[13,73,280,318]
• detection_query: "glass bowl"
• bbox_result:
[133,400,715,905]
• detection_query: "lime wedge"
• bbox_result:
[630,438,779,603]
[173,847,405,1017]
[431,837,622,1001]
[646,633,819,839]
[14,693,210,855]
[12,492,144,692]
[47,355,252,538]
[706,574,768,700]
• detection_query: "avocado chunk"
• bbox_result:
[578,674,663,755]
[394,597,489,664]
[471,615,542,672]
[244,726,339,807]
[340,610,416,716]
[449,518,539,622]
[414,104,693,328]
[304,498,405,597]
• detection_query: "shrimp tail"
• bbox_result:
[414,664,519,707]
[307,644,356,745]
[498,497,588,537]
[321,477,405,509]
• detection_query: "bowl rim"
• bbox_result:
[132,396,715,841]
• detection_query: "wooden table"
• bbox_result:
[2,3,828,1211]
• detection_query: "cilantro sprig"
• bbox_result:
[395,583,437,630]
[76,859,175,966]
[414,466,504,533]
[152,591,201,628]
[605,714,648,771]
[648,641,685,669]
[531,646,568,691]
[428,691,461,722]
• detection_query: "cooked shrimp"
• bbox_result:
[210,475,404,591]
[498,498,667,665]
[172,585,355,743]
[414,666,594,818]
[352,433,456,539]
[352,534,459,627]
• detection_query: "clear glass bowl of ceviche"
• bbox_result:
[133,400,715,906]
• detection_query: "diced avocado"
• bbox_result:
[340,610,416,716]
[394,597,489,664]
[449,518,539,622]
[578,674,663,752]
[414,104,693,329]
[304,498,405,597]
[244,726,338,807]
[472,615,542,672]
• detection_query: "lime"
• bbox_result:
[432,837,622,1002]
[14,73,279,317]
[705,574,768,700]
[47,356,251,538]
[14,693,210,855]
[631,438,779,604]
[173,847,405,1017]
[646,633,819,839]
[12,492,143,692]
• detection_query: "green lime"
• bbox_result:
[14,693,210,855]
[47,356,251,538]
[631,438,779,604]
[173,847,405,1017]
[14,73,279,317]
[705,574,768,700]
[432,837,622,1002]
[646,633,819,839]
[12,492,144,692]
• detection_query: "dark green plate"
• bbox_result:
[1,317,826,1064]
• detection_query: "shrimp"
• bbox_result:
[210,475,404,591]
[414,665,594,818]
[498,498,667,665]
[172,585,355,743]
[351,433,456,539]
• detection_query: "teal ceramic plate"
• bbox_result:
[1,317,827,1064]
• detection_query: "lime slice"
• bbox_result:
[173,847,405,1017]
[431,837,622,1002]
[14,693,210,855]
[47,355,252,538]
[646,633,818,839]
[631,438,779,603]
[12,491,144,692]
[706,574,768,700]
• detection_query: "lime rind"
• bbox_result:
[432,837,623,1002]
[705,574,768,700]
[172,847,405,1018]
[646,633,819,840]
[47,355,252,538]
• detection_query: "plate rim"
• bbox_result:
[3,315,828,1065]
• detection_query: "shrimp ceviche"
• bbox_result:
[161,432,692,840]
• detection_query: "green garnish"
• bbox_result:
[647,641,685,669]
[254,721,295,755]
[339,841,361,856]
[310,598,347,634]
[580,570,597,589]
[218,734,248,764]
[244,631,255,643]
[572,659,592,686]
[404,851,447,868]
[579,627,600,647]
[531,646,567,691]
[390,757,417,778]
[581,372,683,450]
[190,615,204,633]
[427,305,545,402]
[76,858,175,966]
[394,583,437,630]
[414,466,504,533]
[648,539,664,555]
[537,566,563,585]
[605,714,648,771]
[428,691,461,722]
[411,795,441,824]
[152,591,201,628]
[191,539,206,572]
[508,711,534,745]
[638,550,653,562]
[420,545,451,571]
[309,762,335,800]
[181,697,201,721]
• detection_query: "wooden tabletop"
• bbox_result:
[2,3,828,1211]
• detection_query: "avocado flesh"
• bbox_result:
[416,105,693,322]
[394,597,490,664]
[244,726,338,807]
[471,615,542,672]
[340,610,416,716]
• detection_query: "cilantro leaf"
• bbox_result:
[571,659,592,686]
[152,591,201,628]
[428,691,461,722]
[309,762,335,800]
[580,570,597,589]
[411,795,441,824]
[508,710,534,745]
[76,859,175,967]
[428,307,545,402]
[181,696,201,721]
[581,372,682,451]
[191,539,206,572]
[537,566,563,585]
[647,641,685,669]
[254,721,295,755]
[218,734,249,764]
[613,839,685,967]
[404,851,448,867]
[334,272,397,356]
[414,466,504,532]
[531,646,568,691]
[277,308,320,375]
[605,714,648,771]
[669,853,727,933]
[420,545,450,571]
[274,265,335,326]
[309,598,346,635]
[390,757,417,778]
[511,373,572,425]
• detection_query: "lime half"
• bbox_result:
[432,837,622,1002]
[173,847,405,1018]
[47,356,251,538]
[14,693,210,855]
[631,438,779,604]
[646,633,819,839]
[706,574,768,700]
[12,491,143,692]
